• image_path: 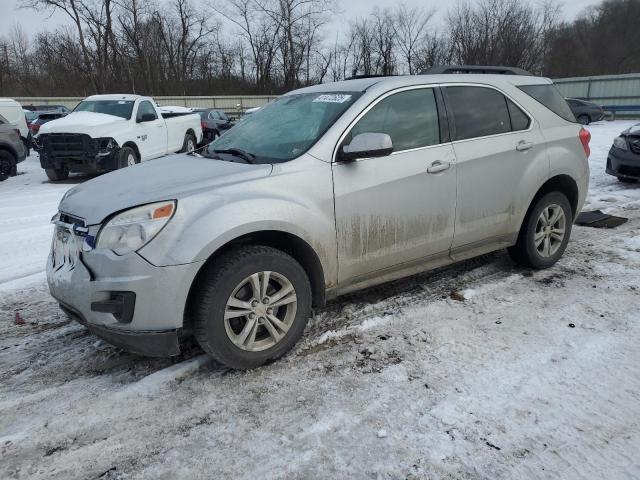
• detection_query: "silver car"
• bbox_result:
[48,73,590,368]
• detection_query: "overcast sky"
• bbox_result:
[1,0,603,40]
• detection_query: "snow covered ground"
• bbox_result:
[1,122,640,480]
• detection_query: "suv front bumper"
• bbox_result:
[47,243,205,357]
[606,146,640,180]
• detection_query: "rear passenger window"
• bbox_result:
[507,99,530,131]
[445,86,511,140]
[348,88,440,152]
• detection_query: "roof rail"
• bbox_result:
[421,65,532,76]
[345,74,399,80]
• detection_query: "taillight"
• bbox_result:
[31,124,40,134]
[579,127,591,157]
[200,121,207,130]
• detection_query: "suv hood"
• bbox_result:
[39,111,127,136]
[621,124,640,137]
[59,154,273,224]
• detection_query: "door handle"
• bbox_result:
[427,160,451,174]
[516,140,534,151]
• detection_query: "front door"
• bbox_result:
[134,100,166,160]
[333,87,457,286]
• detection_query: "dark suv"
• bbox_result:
[194,108,234,144]
[0,114,28,181]
[566,98,605,125]
[607,124,640,182]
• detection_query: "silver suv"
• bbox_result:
[48,73,590,368]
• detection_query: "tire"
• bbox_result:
[618,177,636,183]
[45,166,69,182]
[0,150,17,181]
[180,133,196,153]
[192,245,312,369]
[117,146,138,169]
[508,192,573,269]
[577,114,590,125]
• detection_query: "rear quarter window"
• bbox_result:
[518,84,576,122]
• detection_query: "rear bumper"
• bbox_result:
[59,301,182,357]
[606,147,640,179]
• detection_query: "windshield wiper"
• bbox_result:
[213,148,256,164]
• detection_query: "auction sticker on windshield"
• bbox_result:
[313,94,352,103]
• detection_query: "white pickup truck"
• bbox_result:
[36,94,202,181]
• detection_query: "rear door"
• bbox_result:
[333,86,457,286]
[134,100,166,160]
[443,85,548,254]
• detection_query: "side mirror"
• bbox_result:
[340,133,393,162]
[137,113,156,123]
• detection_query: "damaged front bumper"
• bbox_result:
[47,218,205,357]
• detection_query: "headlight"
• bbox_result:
[96,201,176,255]
[613,136,628,151]
[95,137,118,155]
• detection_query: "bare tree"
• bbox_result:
[394,4,435,74]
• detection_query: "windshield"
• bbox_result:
[24,111,37,122]
[73,100,135,119]
[197,111,208,120]
[204,92,361,163]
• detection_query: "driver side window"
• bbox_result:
[346,88,440,152]
[136,101,157,122]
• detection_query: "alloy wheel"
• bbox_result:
[224,271,298,352]
[534,204,566,257]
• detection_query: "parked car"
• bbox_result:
[193,108,235,144]
[47,72,589,369]
[0,99,30,151]
[0,113,28,181]
[37,94,203,181]
[30,111,67,135]
[23,104,71,114]
[606,123,640,182]
[565,98,605,125]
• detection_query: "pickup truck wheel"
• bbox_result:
[180,133,196,153]
[508,192,572,269]
[45,166,69,182]
[192,245,312,369]
[0,150,17,181]
[117,147,138,169]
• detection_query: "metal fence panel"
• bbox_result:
[554,73,640,116]
[12,95,279,116]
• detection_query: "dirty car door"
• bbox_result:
[333,87,457,286]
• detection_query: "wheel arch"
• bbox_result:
[0,143,19,160]
[520,174,579,231]
[121,141,140,160]
[183,229,327,332]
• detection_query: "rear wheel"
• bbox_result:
[508,192,572,269]
[45,166,69,182]
[180,133,196,153]
[192,245,312,369]
[0,150,17,181]
[577,114,590,125]
[117,146,138,169]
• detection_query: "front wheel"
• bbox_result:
[117,146,138,169]
[0,150,17,181]
[192,245,312,369]
[508,192,572,269]
[45,166,69,182]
